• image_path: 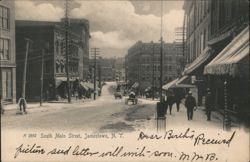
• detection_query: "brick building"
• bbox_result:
[126,41,183,93]
[0,0,16,103]
[183,0,249,123]
[16,19,90,101]
[90,57,116,82]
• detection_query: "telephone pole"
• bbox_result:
[21,38,33,99]
[40,49,44,106]
[98,63,102,96]
[151,43,155,100]
[159,0,164,103]
[91,48,100,100]
[65,0,71,103]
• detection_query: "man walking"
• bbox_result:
[205,89,213,121]
[175,91,182,112]
[185,91,197,120]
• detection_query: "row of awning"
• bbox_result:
[204,26,249,77]
[55,77,100,91]
[183,25,249,78]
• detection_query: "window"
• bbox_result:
[55,40,59,54]
[0,38,10,60]
[56,60,60,73]
[60,42,64,55]
[60,61,65,73]
[0,6,9,29]
[1,69,12,99]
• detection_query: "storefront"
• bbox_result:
[183,47,213,105]
[204,26,249,125]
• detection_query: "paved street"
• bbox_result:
[1,82,156,132]
[2,82,246,133]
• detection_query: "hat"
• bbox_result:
[188,91,192,94]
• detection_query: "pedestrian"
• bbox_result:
[17,97,27,114]
[175,91,182,112]
[167,92,175,115]
[205,89,213,121]
[184,91,197,120]
[0,95,5,115]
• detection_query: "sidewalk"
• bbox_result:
[2,97,94,112]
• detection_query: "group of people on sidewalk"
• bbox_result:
[162,88,213,121]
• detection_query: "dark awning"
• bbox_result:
[55,77,75,88]
[204,26,249,77]
[183,47,212,75]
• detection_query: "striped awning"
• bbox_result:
[183,47,212,75]
[162,76,195,90]
[162,78,179,90]
[131,82,139,88]
[80,82,100,90]
[204,26,249,77]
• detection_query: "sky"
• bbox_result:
[15,0,184,58]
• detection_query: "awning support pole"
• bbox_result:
[223,80,231,131]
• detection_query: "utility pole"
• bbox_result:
[21,38,33,99]
[18,38,32,114]
[40,49,44,106]
[151,43,155,100]
[159,0,164,103]
[156,0,166,132]
[65,0,71,103]
[98,63,101,96]
[91,48,100,100]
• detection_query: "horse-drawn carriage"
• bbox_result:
[125,92,138,105]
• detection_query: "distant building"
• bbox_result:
[15,19,90,101]
[114,57,125,81]
[90,58,116,82]
[0,0,16,103]
[126,41,183,92]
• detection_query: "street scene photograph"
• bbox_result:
[0,0,249,162]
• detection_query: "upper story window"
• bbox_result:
[0,38,10,60]
[0,5,10,29]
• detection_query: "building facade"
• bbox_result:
[90,57,116,82]
[16,19,90,101]
[126,41,183,93]
[183,0,212,105]
[0,0,16,103]
[114,57,125,81]
[183,0,249,124]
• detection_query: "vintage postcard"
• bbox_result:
[1,0,249,162]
